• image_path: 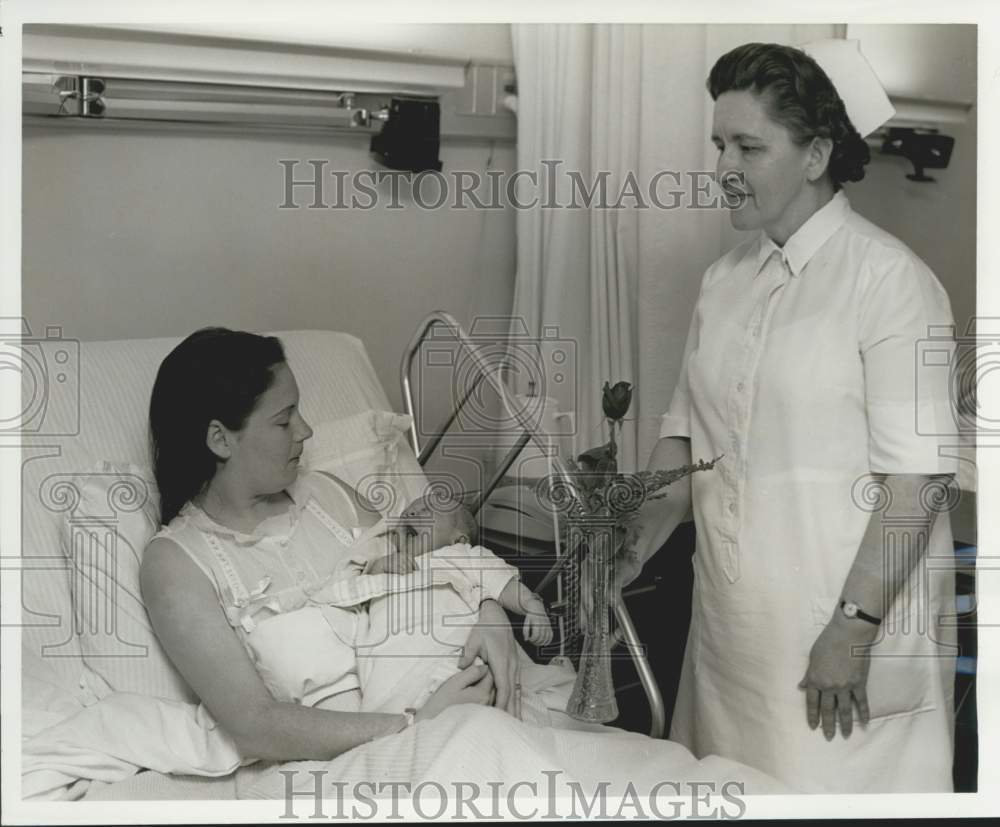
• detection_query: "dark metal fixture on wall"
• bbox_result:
[880,127,955,183]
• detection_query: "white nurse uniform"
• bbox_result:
[661,190,959,792]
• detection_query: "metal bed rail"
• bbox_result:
[399,310,666,738]
[399,310,562,509]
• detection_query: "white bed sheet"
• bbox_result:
[82,769,238,801]
[241,704,789,802]
[24,675,788,802]
[75,709,789,803]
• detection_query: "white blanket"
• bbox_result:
[240,704,789,809]
[22,689,788,803]
[20,649,574,801]
[22,693,244,801]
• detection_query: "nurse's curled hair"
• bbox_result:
[149,327,286,525]
[707,42,871,189]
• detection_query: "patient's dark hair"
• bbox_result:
[707,42,870,189]
[149,327,286,525]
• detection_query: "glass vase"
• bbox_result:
[565,526,619,723]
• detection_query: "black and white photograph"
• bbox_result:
[1,0,996,821]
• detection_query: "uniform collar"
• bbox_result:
[754,189,851,278]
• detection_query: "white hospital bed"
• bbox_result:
[19,330,408,799]
[17,325,676,801]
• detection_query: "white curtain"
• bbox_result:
[510,23,836,470]
[510,24,644,470]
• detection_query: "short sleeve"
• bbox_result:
[859,251,959,475]
[659,288,702,440]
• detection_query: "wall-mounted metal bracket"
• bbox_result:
[53,76,106,117]
[878,126,955,183]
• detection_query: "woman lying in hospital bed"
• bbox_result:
[107,327,787,800]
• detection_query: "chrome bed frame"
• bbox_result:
[400,310,666,738]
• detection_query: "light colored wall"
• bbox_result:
[22,126,516,414]
[110,22,516,64]
[21,23,514,494]
[22,22,515,418]
[846,23,976,105]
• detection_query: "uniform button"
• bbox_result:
[728,502,736,514]
[737,382,745,392]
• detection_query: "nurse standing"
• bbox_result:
[625,41,959,793]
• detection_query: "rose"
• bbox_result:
[602,381,633,422]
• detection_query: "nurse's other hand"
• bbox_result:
[798,615,877,740]
[613,530,652,591]
[613,552,642,593]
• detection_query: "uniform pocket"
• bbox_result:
[811,597,937,721]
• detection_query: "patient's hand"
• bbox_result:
[414,665,495,723]
[459,600,521,719]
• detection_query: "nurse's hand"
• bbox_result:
[613,547,644,593]
[458,599,522,720]
[798,613,878,740]
[613,526,655,591]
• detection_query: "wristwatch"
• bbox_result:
[839,599,882,626]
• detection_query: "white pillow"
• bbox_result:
[58,461,197,704]
[302,410,429,517]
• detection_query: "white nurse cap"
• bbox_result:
[799,38,895,137]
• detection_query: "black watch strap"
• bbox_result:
[840,600,882,626]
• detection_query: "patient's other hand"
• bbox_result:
[459,600,520,719]
[414,665,495,723]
